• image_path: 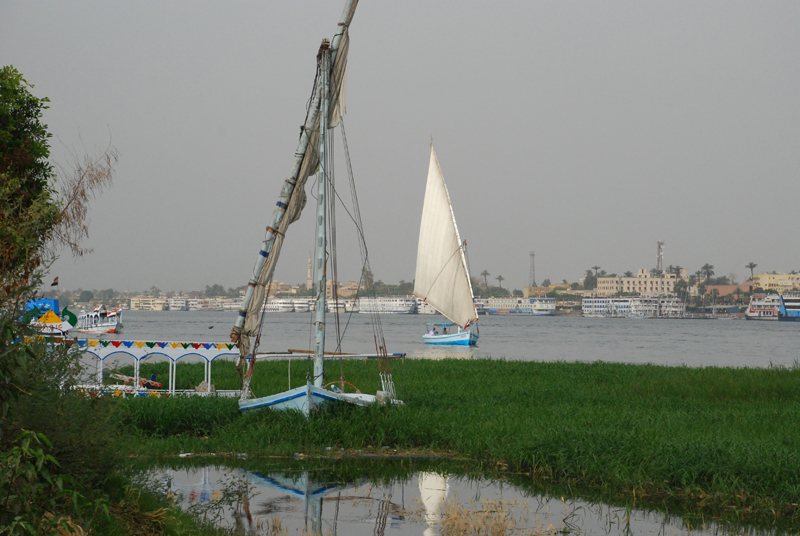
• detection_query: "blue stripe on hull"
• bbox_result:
[239,383,339,414]
[422,331,478,346]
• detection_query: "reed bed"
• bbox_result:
[115,359,800,525]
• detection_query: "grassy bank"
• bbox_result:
[117,358,800,525]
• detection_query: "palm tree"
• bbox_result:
[480,270,490,288]
[623,271,633,277]
[701,264,715,281]
[496,275,505,288]
[672,265,683,277]
[733,287,743,304]
[745,262,757,281]
[592,266,601,277]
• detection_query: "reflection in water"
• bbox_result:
[418,472,448,536]
[150,460,781,536]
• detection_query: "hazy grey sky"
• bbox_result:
[3,1,799,292]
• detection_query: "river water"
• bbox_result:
[94,310,797,368]
[141,458,770,536]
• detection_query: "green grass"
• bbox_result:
[114,358,800,526]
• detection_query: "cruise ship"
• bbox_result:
[292,298,312,313]
[358,296,417,314]
[582,296,685,318]
[486,297,556,316]
[745,294,780,320]
[168,297,189,311]
[261,298,295,313]
[778,294,800,322]
[415,297,438,315]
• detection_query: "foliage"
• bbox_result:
[0,66,60,290]
[582,269,596,290]
[126,359,800,526]
[541,278,551,287]
[78,290,94,302]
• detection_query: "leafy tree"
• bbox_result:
[78,290,93,302]
[583,269,597,290]
[0,66,120,532]
[733,287,743,304]
[697,283,707,306]
[746,262,757,280]
[512,289,523,297]
[205,283,226,297]
[598,270,607,277]
[541,278,551,287]
[149,285,161,297]
[0,66,60,288]
[674,279,689,301]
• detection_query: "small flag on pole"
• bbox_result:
[51,277,59,286]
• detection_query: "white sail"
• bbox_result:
[236,23,352,344]
[413,143,477,327]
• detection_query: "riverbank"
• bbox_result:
[118,358,800,527]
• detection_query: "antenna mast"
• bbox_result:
[529,251,537,287]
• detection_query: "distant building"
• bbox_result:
[752,272,800,293]
[702,284,752,297]
[130,296,168,311]
[523,286,550,298]
[595,268,687,297]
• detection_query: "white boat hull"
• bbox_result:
[239,382,376,415]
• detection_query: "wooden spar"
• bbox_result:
[233,0,359,337]
[313,40,331,388]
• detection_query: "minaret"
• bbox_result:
[307,253,313,291]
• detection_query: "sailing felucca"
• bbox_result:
[231,0,398,414]
[413,143,479,346]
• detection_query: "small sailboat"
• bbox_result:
[231,0,399,414]
[413,143,479,346]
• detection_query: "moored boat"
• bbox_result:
[358,296,416,314]
[26,298,76,335]
[778,293,800,321]
[77,304,123,333]
[487,297,556,316]
[746,294,780,320]
[230,0,400,415]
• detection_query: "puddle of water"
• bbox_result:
[135,458,781,536]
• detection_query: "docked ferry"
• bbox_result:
[487,297,556,316]
[261,298,295,313]
[745,294,780,320]
[358,296,416,314]
[77,304,123,334]
[778,294,800,321]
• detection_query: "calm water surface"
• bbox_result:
[90,311,797,368]
[145,459,770,536]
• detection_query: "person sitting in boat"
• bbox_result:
[442,327,448,334]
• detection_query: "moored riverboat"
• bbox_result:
[778,293,800,321]
[746,294,780,320]
[77,304,123,333]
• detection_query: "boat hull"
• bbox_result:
[422,330,478,346]
[77,323,122,334]
[487,308,555,316]
[239,382,375,415]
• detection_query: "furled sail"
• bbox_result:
[413,143,478,327]
[232,3,355,357]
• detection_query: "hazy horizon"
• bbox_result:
[3,1,798,292]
